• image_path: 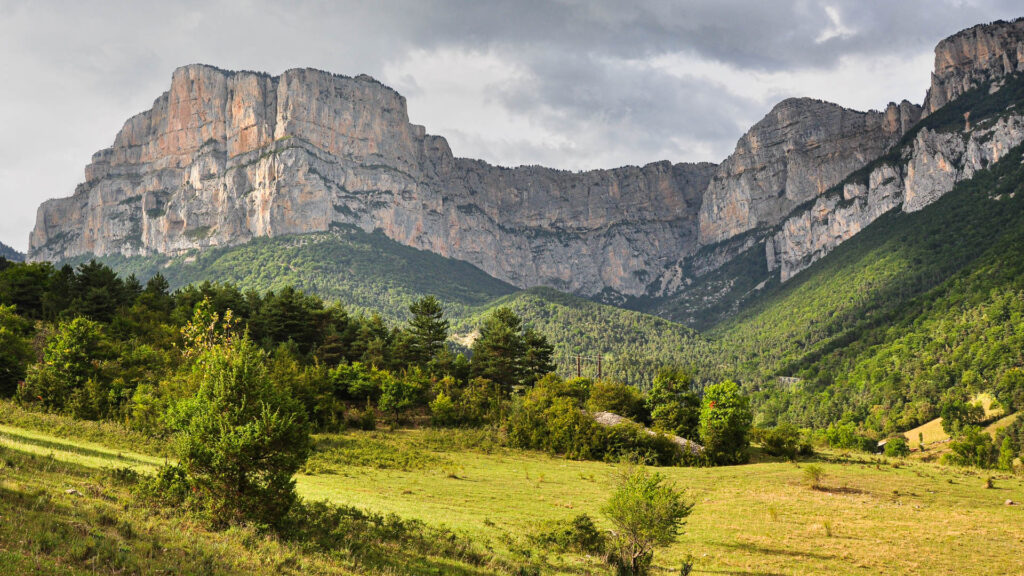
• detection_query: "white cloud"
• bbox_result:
[381,48,577,166]
[816,5,857,44]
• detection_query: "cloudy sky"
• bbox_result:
[1,0,1021,250]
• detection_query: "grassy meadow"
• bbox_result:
[1,402,1022,576]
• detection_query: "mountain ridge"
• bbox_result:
[27,18,1024,316]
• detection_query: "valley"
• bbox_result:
[3,11,1024,576]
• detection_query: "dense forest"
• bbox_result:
[0,257,755,469]
[699,142,1024,440]
[79,229,718,389]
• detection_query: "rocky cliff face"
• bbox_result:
[29,19,1024,302]
[922,18,1024,117]
[29,64,715,296]
[768,113,1024,280]
[697,98,920,247]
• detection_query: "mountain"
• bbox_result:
[26,64,715,298]
[696,136,1024,436]
[24,19,1024,395]
[32,21,1024,306]
[631,18,1024,325]
[0,241,23,262]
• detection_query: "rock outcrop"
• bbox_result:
[28,19,1024,302]
[768,114,1024,280]
[922,18,1024,117]
[29,64,715,296]
[591,411,703,455]
[697,98,920,247]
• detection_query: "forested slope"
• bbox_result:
[707,142,1024,435]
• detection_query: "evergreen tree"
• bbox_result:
[168,336,310,528]
[470,306,526,394]
[648,368,701,440]
[521,326,555,383]
[406,295,449,367]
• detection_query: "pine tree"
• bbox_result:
[407,295,449,367]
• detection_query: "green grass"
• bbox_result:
[1,409,1022,575]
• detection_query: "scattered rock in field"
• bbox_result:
[1006,499,1017,506]
[64,488,81,496]
[590,411,704,455]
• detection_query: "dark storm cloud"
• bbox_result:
[1,0,1021,249]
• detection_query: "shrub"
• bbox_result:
[754,423,803,459]
[346,404,377,431]
[19,317,109,413]
[802,465,825,490]
[167,337,311,529]
[698,380,752,465]
[586,380,649,423]
[883,436,911,458]
[603,422,681,466]
[0,305,32,397]
[378,367,428,417]
[647,368,700,440]
[531,514,605,555]
[943,426,997,468]
[601,468,693,575]
[824,422,876,452]
[429,392,458,426]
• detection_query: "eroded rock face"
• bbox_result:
[697,98,920,246]
[922,18,1024,117]
[29,64,715,296]
[768,114,1024,280]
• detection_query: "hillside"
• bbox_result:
[78,226,702,387]
[455,288,711,387]
[695,135,1024,435]
[74,226,516,322]
[0,241,23,262]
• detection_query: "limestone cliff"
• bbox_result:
[768,113,1024,281]
[697,98,920,247]
[922,18,1024,117]
[29,64,715,296]
[29,19,1024,303]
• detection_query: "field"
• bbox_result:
[1,404,1022,576]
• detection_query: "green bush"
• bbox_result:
[428,392,458,426]
[698,381,753,465]
[19,317,111,414]
[647,368,700,440]
[883,436,911,458]
[602,468,693,575]
[824,422,876,452]
[531,514,604,554]
[0,305,32,397]
[167,337,311,529]
[753,424,804,459]
[603,422,681,466]
[944,426,997,468]
[586,381,649,424]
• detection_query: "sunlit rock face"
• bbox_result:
[29,64,716,297]
[697,97,919,247]
[922,18,1024,117]
[29,20,1024,298]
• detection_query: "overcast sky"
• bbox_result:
[1,0,1021,251]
